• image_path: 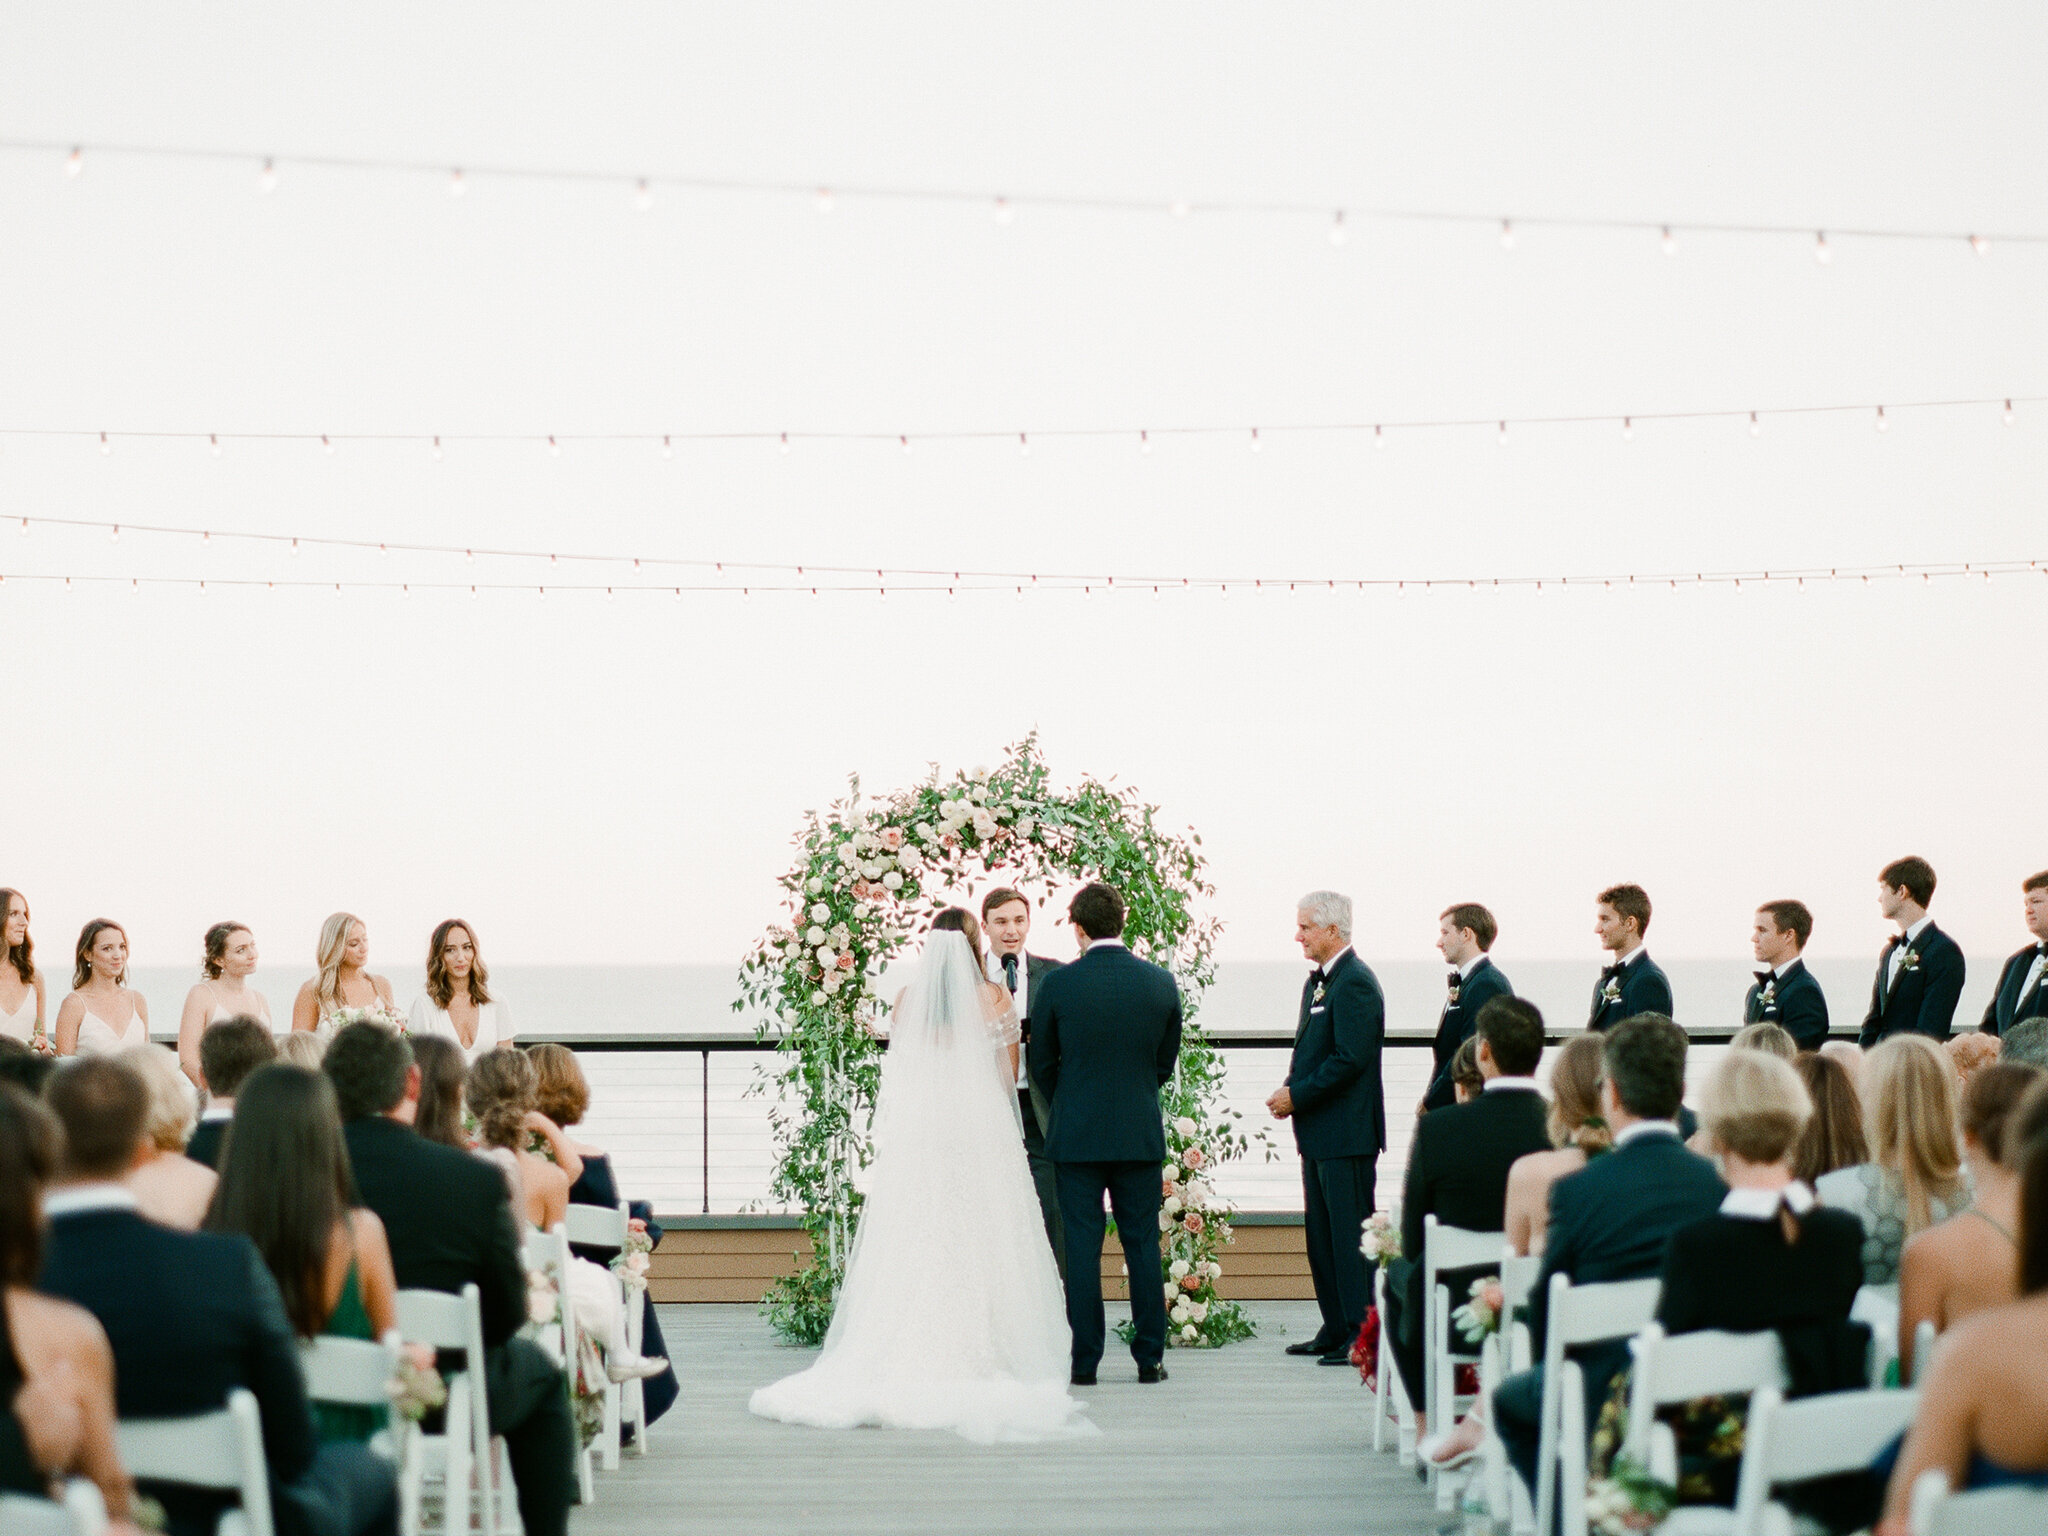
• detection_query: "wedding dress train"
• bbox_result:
[749,930,1093,1444]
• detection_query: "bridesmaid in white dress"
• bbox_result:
[408,919,511,1064]
[0,889,46,1048]
[175,921,274,1089]
[54,919,150,1057]
[290,911,399,1035]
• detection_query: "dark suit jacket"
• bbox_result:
[1744,959,1831,1050]
[1981,945,2048,1037]
[1401,1084,1552,1262]
[1422,958,1513,1112]
[1009,951,1065,1133]
[1528,1128,1725,1354]
[1027,943,1181,1164]
[184,1114,229,1170]
[1286,948,1387,1160]
[41,1204,318,1536]
[342,1115,527,1348]
[1588,951,1674,1032]
[1860,923,1966,1048]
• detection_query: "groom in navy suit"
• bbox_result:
[1981,870,2048,1037]
[1588,884,1673,1031]
[1860,856,1966,1047]
[1028,882,1182,1386]
[1269,890,1386,1365]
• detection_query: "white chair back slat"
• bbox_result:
[1422,1218,1505,1511]
[1910,1318,1939,1385]
[62,1479,110,1536]
[1534,1274,1662,1536]
[1730,1386,1918,1536]
[564,1202,627,1249]
[393,1287,472,1352]
[0,1493,91,1536]
[1500,1254,1542,1314]
[302,1335,400,1408]
[1914,1471,2048,1536]
[394,1283,504,1536]
[116,1388,273,1536]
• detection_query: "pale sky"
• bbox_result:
[1,4,2043,972]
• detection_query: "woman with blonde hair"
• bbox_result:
[1505,1033,1612,1256]
[1816,1033,1973,1285]
[118,1044,218,1229]
[1730,1021,1798,1060]
[408,920,509,1065]
[276,1031,327,1069]
[290,913,397,1035]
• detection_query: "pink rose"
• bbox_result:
[1179,1274,1202,1292]
[628,1218,647,1235]
[1161,1178,1179,1200]
[1180,1146,1206,1169]
[1182,1212,1205,1235]
[836,953,856,970]
[1481,1281,1504,1313]
[625,1253,651,1277]
[941,833,959,850]
[881,827,904,850]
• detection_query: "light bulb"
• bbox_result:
[2003,399,2015,426]
[898,434,911,455]
[465,548,473,563]
[108,524,118,543]
[449,168,466,197]
[1374,425,1385,450]
[1496,420,1508,446]
[210,434,222,457]
[321,434,334,456]
[1621,417,1633,441]
[1814,230,1831,264]
[1875,406,1888,433]
[1970,234,1989,256]
[815,187,834,215]
[258,158,278,194]
[1249,428,1262,453]
[1139,430,1151,455]
[290,538,299,556]
[1017,433,1030,457]
[1660,225,1676,256]
[992,197,1014,226]
[635,179,653,212]
[1749,411,1761,438]
[662,435,673,459]
[548,435,561,457]
[1329,211,1348,247]
[64,147,82,179]
[99,432,110,456]
[432,436,444,461]
[1499,219,1515,252]
[779,432,790,454]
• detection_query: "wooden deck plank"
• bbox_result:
[575,1302,1438,1536]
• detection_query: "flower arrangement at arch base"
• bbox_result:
[737,734,1267,1348]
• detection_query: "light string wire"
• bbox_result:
[11,136,2046,252]
[6,392,2039,456]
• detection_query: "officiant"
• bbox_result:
[983,886,1066,1277]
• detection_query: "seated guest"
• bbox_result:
[117,1044,216,1230]
[1946,1030,2003,1088]
[0,1084,133,1522]
[408,1034,471,1151]
[2005,1018,2048,1070]
[1505,1033,1612,1257]
[1819,1038,1866,1080]
[323,1023,575,1536]
[1421,903,1512,1113]
[278,1031,327,1070]
[1446,1037,1484,1101]
[1388,998,1552,1450]
[1791,1050,1869,1184]
[1878,1083,2048,1532]
[1492,1015,1725,1502]
[529,1043,677,1426]
[1590,1050,1866,1510]
[1731,1021,1798,1059]
[1747,900,1830,1050]
[1980,870,2048,1037]
[39,1057,396,1536]
[0,1038,56,1097]
[206,1065,400,1443]
[1898,1062,2041,1381]
[186,1017,275,1169]
[1817,1033,1972,1285]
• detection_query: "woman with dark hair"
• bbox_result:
[0,1084,131,1516]
[1878,1082,2048,1531]
[410,1034,471,1151]
[175,922,273,1089]
[409,920,510,1065]
[0,892,45,1050]
[1791,1050,1869,1184]
[54,920,148,1057]
[205,1064,400,1443]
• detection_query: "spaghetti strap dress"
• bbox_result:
[313,1263,388,1444]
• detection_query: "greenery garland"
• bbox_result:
[737,734,1262,1348]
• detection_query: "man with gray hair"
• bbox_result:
[1268,890,1387,1364]
[2003,1018,2048,1069]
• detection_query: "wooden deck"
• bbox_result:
[576,1302,1439,1536]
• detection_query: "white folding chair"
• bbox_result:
[524,1223,597,1506]
[1913,1469,2048,1535]
[563,1200,641,1467]
[1533,1274,1663,1536]
[396,1283,513,1536]
[1423,1217,1508,1511]
[1481,1252,1543,1533]
[1909,1317,1939,1386]
[1623,1324,1788,1486]
[1691,1386,1921,1536]
[1853,1283,1900,1385]
[1369,1262,1417,1463]
[117,1387,273,1536]
[0,1485,106,1536]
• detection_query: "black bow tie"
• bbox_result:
[1755,970,1775,987]
[1001,954,1019,994]
[1446,970,1462,992]
[1600,963,1624,983]
[1309,968,1325,985]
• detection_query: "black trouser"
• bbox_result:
[277,1442,401,1536]
[1384,1258,1494,1415]
[1494,1341,1631,1510]
[1020,1088,1067,1278]
[1055,1160,1167,1375]
[1300,1153,1376,1350]
[485,1336,578,1536]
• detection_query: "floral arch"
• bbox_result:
[738,735,1260,1347]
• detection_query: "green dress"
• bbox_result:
[313,1262,389,1444]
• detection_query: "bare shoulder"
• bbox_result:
[978,980,1011,1018]
[10,1290,113,1369]
[527,1154,572,1197]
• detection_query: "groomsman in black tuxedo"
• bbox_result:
[1028,883,1182,1386]
[981,886,1066,1277]
[1268,891,1387,1366]
[1860,856,1967,1048]
[1588,884,1673,1031]
[1745,901,1830,1050]
[1421,903,1512,1113]
[1981,871,2048,1038]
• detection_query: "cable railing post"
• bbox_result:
[701,1047,711,1215]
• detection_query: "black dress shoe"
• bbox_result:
[1285,1339,1329,1356]
[1316,1349,1353,1366]
[1138,1363,1168,1384]
[1070,1370,1096,1386]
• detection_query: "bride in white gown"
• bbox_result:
[749,910,1093,1444]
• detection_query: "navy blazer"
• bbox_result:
[41,1205,318,1536]
[1588,951,1674,1032]
[1981,944,2048,1037]
[1286,948,1388,1161]
[1745,959,1830,1050]
[1027,942,1181,1164]
[1421,957,1513,1112]
[1400,1084,1552,1263]
[183,1114,229,1170]
[1527,1129,1725,1354]
[1012,950,1066,1133]
[1860,922,1967,1048]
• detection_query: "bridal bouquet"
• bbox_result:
[387,1344,448,1422]
[1584,1457,1677,1535]
[1360,1212,1401,1267]
[27,1026,55,1058]
[328,1002,409,1036]
[1451,1276,1506,1344]
[610,1217,655,1293]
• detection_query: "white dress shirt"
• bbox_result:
[1612,1119,1680,1148]
[987,951,1031,1088]
[43,1183,139,1219]
[1888,915,1933,988]
[2019,945,2048,1004]
[1482,1076,1541,1094]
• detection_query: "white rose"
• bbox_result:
[1174,1116,1197,1138]
[1170,1305,1190,1326]
[1168,1259,1190,1279]
[899,846,923,871]
[1179,1323,1198,1342]
[806,926,825,945]
[1206,1261,1223,1280]
[1163,1196,1182,1216]
[1158,1212,1171,1232]
[883,872,903,891]
[1189,1301,1208,1323]
[972,811,998,838]
[816,947,836,969]
[853,902,871,920]
[806,878,823,895]
[1016,818,1036,838]
[916,823,935,843]
[972,765,989,780]
[969,785,987,804]
[1162,1162,1181,1182]
[810,989,826,1004]
[836,844,855,865]
[809,902,830,923]
[822,972,843,994]
[782,942,801,960]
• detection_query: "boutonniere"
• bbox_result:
[1312,980,1327,1005]
[1758,981,1777,1007]
[1896,947,1922,974]
[1446,982,1461,1006]
[1600,979,1622,1005]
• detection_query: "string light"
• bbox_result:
[64,147,82,179]
[257,158,277,194]
[1749,412,1761,438]
[1249,428,1262,453]
[1017,433,1029,457]
[548,435,561,457]
[98,432,110,456]
[209,434,222,457]
[634,179,652,213]
[1621,417,1633,441]
[2004,400,2016,426]
[1875,405,1889,433]
[1139,430,1152,455]
[815,187,833,215]
[1496,420,1508,446]
[662,435,673,459]
[431,436,443,461]
[1329,210,1348,247]
[1499,219,1515,251]
[1971,234,1989,256]
[1660,225,1676,256]
[1814,230,1831,265]
[321,434,334,456]
[448,168,466,198]
[991,197,1013,226]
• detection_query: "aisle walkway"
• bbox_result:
[578,1302,1440,1536]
